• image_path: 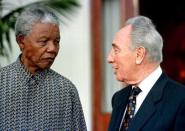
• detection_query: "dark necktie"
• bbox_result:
[120,87,142,131]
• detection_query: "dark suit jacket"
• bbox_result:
[108,73,185,131]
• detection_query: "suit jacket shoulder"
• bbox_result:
[109,73,185,131]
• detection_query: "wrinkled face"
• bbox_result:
[107,25,136,83]
[17,22,60,72]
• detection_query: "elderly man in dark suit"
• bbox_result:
[107,16,185,131]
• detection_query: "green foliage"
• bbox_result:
[0,0,80,57]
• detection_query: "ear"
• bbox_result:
[16,35,25,51]
[135,46,146,65]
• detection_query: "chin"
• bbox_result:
[39,64,52,70]
[116,75,126,83]
[116,76,123,82]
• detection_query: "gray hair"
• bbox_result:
[126,16,163,63]
[15,6,59,37]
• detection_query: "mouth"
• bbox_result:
[112,67,118,74]
[43,57,55,62]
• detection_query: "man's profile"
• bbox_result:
[108,16,185,131]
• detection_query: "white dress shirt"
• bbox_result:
[119,66,162,130]
[135,66,162,114]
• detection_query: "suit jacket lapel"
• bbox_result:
[110,85,132,130]
[128,73,168,131]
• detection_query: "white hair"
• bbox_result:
[126,16,163,63]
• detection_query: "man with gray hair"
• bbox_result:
[108,16,185,131]
[0,6,87,130]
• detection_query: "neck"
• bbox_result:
[137,63,159,85]
[126,62,160,86]
[20,57,40,75]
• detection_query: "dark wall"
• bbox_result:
[140,0,185,84]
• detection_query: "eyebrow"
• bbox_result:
[112,43,119,49]
[38,36,60,40]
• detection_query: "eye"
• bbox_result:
[38,39,48,46]
[54,38,60,45]
[113,47,120,54]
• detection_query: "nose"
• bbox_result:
[47,41,59,53]
[107,49,114,63]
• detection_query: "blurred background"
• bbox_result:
[1,0,185,131]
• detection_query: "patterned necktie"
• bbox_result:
[120,87,141,131]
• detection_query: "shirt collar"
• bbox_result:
[15,55,49,85]
[138,66,162,94]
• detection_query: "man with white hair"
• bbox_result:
[108,16,185,131]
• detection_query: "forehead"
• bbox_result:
[30,22,60,36]
[112,25,132,46]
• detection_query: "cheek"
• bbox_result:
[56,46,60,54]
[115,55,125,66]
[116,56,131,72]
[27,48,43,61]
[22,47,33,57]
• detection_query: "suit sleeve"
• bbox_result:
[111,92,117,108]
[108,92,120,131]
[174,98,185,131]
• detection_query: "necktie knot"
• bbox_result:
[131,86,141,96]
